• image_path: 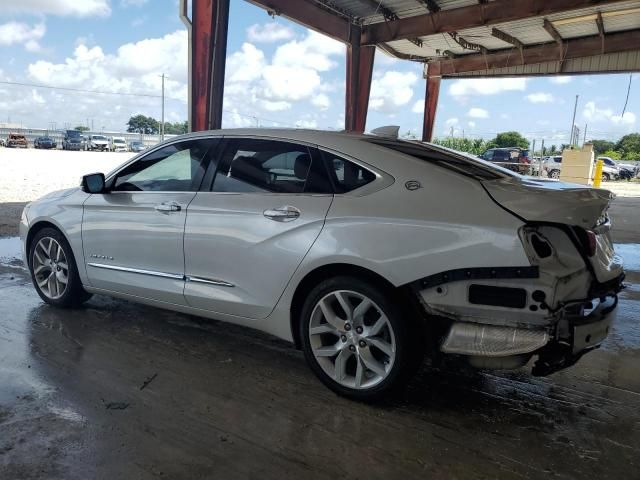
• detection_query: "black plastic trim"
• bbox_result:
[418,265,539,289]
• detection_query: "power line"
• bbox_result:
[621,74,632,117]
[0,79,162,99]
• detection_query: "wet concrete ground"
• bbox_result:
[1,240,640,479]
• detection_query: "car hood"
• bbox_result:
[482,176,613,228]
[37,187,79,202]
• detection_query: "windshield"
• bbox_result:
[365,138,516,181]
[131,141,142,146]
[114,139,125,144]
[92,135,107,141]
[66,131,81,137]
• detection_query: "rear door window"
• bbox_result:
[211,138,333,194]
[321,152,376,193]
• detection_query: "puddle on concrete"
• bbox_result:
[0,236,22,264]
[615,243,640,272]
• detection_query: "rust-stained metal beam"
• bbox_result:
[422,63,441,142]
[492,27,524,63]
[191,0,229,132]
[543,18,564,44]
[345,26,375,133]
[437,28,640,76]
[361,0,628,45]
[246,0,351,43]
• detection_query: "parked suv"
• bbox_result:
[87,134,109,151]
[62,130,84,151]
[479,147,530,174]
[6,133,28,148]
[542,156,563,179]
[596,157,620,182]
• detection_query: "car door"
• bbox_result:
[183,137,334,319]
[82,138,218,304]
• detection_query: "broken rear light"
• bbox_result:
[586,230,597,257]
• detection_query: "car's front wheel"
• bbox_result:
[602,172,610,182]
[300,276,422,401]
[29,228,92,308]
[549,169,560,179]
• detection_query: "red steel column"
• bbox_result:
[345,26,375,133]
[191,0,229,132]
[422,62,441,142]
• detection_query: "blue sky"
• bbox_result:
[0,0,636,147]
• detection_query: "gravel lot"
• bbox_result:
[0,148,133,203]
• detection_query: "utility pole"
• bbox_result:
[160,73,165,141]
[570,94,579,146]
[583,123,588,145]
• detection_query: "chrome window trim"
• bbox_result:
[185,276,235,288]
[87,262,184,280]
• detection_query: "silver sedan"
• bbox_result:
[21,129,623,400]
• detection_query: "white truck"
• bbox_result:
[109,136,128,152]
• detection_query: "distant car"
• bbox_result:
[34,136,57,149]
[542,156,563,179]
[0,138,5,147]
[63,130,84,151]
[87,134,109,151]
[6,133,28,148]
[596,157,620,182]
[109,136,128,152]
[479,147,530,174]
[129,140,146,153]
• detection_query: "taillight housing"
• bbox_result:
[575,227,597,257]
[585,230,597,257]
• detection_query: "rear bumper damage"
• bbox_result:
[429,273,623,375]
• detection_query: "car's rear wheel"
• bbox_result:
[29,228,92,308]
[602,172,610,182]
[300,276,422,401]
[549,169,560,179]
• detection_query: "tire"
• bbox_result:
[549,169,560,179]
[299,276,423,401]
[28,227,92,308]
[602,173,610,182]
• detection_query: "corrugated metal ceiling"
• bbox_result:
[320,0,640,74]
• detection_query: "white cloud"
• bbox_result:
[526,92,554,103]
[468,121,476,128]
[370,71,418,113]
[3,0,110,17]
[296,119,318,129]
[467,107,489,118]
[445,118,459,126]
[121,0,148,6]
[0,22,45,52]
[583,101,636,126]
[411,99,424,114]
[272,30,344,72]
[311,94,330,110]
[24,31,188,129]
[449,78,527,97]
[247,23,294,43]
[550,76,572,84]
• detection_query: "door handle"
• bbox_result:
[263,205,300,222]
[154,201,181,212]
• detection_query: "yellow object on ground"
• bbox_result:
[593,159,603,188]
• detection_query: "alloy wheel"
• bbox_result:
[308,290,396,389]
[32,237,69,300]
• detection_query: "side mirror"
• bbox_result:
[81,173,106,194]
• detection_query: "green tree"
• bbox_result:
[164,121,188,135]
[127,114,159,134]
[432,137,488,155]
[600,150,622,160]
[590,139,616,155]
[549,145,557,154]
[486,131,529,149]
[615,133,640,159]
[74,125,89,132]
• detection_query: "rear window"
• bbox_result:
[366,139,509,180]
